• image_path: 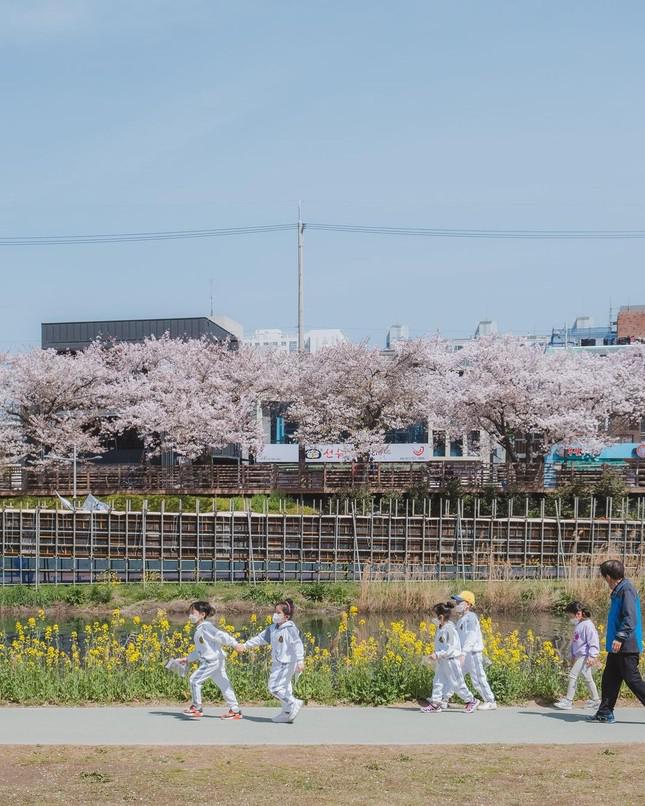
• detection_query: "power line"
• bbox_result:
[307,223,645,239]
[0,223,295,246]
[2,221,645,246]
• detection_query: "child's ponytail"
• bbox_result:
[277,598,295,620]
[432,600,456,619]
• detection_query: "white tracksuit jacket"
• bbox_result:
[186,621,240,710]
[430,621,474,703]
[452,611,495,703]
[245,621,305,709]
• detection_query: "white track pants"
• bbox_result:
[564,656,599,703]
[190,661,239,710]
[431,658,474,703]
[462,652,496,703]
[268,661,298,711]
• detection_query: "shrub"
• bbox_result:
[88,584,113,605]
[62,586,87,606]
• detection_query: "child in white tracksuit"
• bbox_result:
[241,598,305,723]
[554,601,600,710]
[420,601,479,714]
[449,590,496,710]
[179,601,244,720]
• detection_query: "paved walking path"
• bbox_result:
[0,705,644,745]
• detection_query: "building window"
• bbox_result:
[433,431,446,457]
[449,437,464,457]
[263,403,297,444]
[385,422,428,444]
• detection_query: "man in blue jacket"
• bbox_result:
[587,559,645,723]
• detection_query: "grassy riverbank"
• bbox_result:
[0,577,634,618]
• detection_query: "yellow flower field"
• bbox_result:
[0,608,635,706]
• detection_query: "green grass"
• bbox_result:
[0,493,317,514]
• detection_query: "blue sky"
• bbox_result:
[1,1,644,349]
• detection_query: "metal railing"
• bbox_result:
[1,460,644,496]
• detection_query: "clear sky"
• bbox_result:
[1,1,644,349]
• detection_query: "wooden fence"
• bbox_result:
[2,496,645,584]
[1,460,645,497]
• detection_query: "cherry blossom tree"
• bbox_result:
[107,337,290,460]
[444,335,618,463]
[285,339,445,460]
[609,344,645,430]
[0,343,112,465]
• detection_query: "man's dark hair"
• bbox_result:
[599,559,625,581]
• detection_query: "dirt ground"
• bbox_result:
[0,744,643,806]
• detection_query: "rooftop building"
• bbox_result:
[42,315,241,352]
[617,305,645,342]
[386,323,410,349]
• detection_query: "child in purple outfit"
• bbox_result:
[554,601,600,710]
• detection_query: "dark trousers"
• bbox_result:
[598,653,645,715]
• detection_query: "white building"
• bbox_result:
[305,328,347,353]
[245,327,346,353]
[386,323,410,349]
[474,319,498,338]
[245,329,298,353]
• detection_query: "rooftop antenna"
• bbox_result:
[609,297,614,327]
[209,278,214,319]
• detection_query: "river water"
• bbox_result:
[0,611,572,652]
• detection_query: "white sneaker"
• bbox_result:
[288,698,304,723]
[440,701,450,710]
[585,699,601,709]
[553,700,572,710]
[477,701,497,711]
[272,711,290,723]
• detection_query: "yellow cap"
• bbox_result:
[456,590,475,606]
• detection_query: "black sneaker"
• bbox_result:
[585,712,615,723]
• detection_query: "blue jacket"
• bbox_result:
[606,579,643,653]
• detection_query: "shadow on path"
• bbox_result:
[149,710,274,724]
[519,709,644,725]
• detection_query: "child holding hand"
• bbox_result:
[238,598,305,723]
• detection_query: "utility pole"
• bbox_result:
[297,202,306,478]
[297,201,305,352]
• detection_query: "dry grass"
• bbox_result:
[0,744,642,805]
[355,576,617,614]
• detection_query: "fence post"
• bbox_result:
[1,507,4,587]
[539,498,545,579]
[160,500,165,583]
[438,498,443,581]
[35,506,40,588]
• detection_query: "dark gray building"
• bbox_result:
[42,316,240,352]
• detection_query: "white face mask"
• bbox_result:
[454,602,468,613]
[272,612,285,625]
[569,618,579,626]
[431,617,441,627]
[188,613,201,624]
